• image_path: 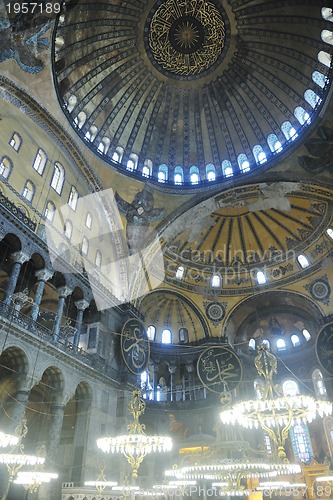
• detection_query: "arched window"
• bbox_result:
[321,30,333,45]
[97,137,110,154]
[190,166,200,184]
[81,236,89,255]
[147,325,155,341]
[51,162,65,194]
[85,125,98,142]
[44,201,56,222]
[86,212,92,229]
[74,111,86,129]
[327,228,333,239]
[297,254,310,268]
[112,146,124,163]
[322,7,333,21]
[162,329,172,344]
[158,164,168,182]
[276,338,286,351]
[291,424,313,464]
[32,148,47,174]
[179,328,188,343]
[176,266,184,280]
[282,379,299,396]
[294,107,310,125]
[211,274,221,288]
[127,153,138,172]
[262,339,270,349]
[95,250,102,268]
[9,132,22,152]
[249,338,256,350]
[174,166,184,185]
[142,159,152,178]
[253,145,267,164]
[222,160,233,177]
[66,95,77,113]
[312,71,327,89]
[22,180,35,202]
[0,156,13,179]
[267,134,283,153]
[68,186,79,211]
[206,163,216,181]
[312,368,327,397]
[281,121,297,140]
[256,270,267,285]
[291,334,300,347]
[64,220,73,240]
[238,153,250,172]
[318,50,332,67]
[302,329,311,341]
[304,89,321,109]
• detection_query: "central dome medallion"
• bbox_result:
[147,0,226,77]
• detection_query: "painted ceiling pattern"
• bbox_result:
[52,0,333,189]
[161,182,333,294]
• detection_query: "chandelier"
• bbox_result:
[220,345,332,459]
[84,462,117,494]
[97,390,172,478]
[0,431,19,448]
[0,420,45,483]
[13,471,58,493]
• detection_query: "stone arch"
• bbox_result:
[224,291,322,351]
[24,365,65,452]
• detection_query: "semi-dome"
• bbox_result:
[53,1,333,190]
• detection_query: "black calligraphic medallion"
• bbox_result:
[316,323,333,375]
[197,346,242,393]
[121,319,150,375]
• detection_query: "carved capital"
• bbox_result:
[35,268,53,282]
[74,299,90,311]
[11,250,30,265]
[57,285,72,298]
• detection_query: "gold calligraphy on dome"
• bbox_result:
[148,0,225,76]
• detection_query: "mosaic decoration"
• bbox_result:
[121,319,150,375]
[316,323,333,375]
[205,301,226,326]
[0,14,51,73]
[305,275,331,305]
[197,346,242,393]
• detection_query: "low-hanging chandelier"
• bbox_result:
[13,471,58,493]
[220,344,332,459]
[0,431,19,449]
[97,389,172,478]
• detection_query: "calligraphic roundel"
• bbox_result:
[121,319,150,375]
[197,346,242,393]
[316,322,333,376]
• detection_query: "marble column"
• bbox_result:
[30,269,53,322]
[8,378,31,433]
[186,364,194,401]
[152,362,160,401]
[52,286,72,342]
[71,399,91,483]
[168,364,177,402]
[73,299,90,351]
[47,402,66,462]
[3,251,29,306]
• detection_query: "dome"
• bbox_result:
[53,0,332,190]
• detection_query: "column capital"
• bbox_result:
[75,299,90,311]
[57,285,72,298]
[168,364,177,374]
[35,268,53,282]
[11,250,30,265]
[186,364,194,373]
